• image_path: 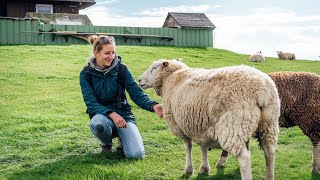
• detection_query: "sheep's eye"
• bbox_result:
[150,66,158,74]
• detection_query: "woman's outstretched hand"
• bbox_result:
[153,104,163,118]
[109,112,127,128]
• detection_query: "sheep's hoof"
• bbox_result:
[199,166,210,174]
[216,159,227,167]
[184,166,193,175]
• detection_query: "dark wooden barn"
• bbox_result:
[0,0,96,18]
[162,12,216,30]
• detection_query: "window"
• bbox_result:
[36,4,53,14]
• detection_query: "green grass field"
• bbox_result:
[0,45,319,180]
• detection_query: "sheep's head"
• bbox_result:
[276,51,282,55]
[139,60,163,90]
[139,59,187,96]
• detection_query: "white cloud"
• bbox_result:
[80,6,164,27]
[210,8,320,60]
[96,0,118,5]
[212,4,222,9]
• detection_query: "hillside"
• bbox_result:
[0,45,319,180]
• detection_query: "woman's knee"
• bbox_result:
[89,114,113,135]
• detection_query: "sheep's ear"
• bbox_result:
[162,61,169,67]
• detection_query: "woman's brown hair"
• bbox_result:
[88,35,116,52]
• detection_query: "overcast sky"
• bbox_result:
[80,0,320,60]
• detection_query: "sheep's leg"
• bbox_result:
[261,140,276,180]
[258,101,279,180]
[183,137,193,175]
[216,150,228,167]
[237,146,252,180]
[312,142,320,173]
[199,145,210,174]
[216,141,249,167]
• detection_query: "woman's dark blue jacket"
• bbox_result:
[80,57,158,122]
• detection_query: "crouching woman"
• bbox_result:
[80,35,163,158]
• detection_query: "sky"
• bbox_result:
[80,0,320,60]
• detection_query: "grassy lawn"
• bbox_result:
[0,45,319,179]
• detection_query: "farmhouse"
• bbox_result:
[0,0,95,25]
[0,0,95,18]
[163,12,216,30]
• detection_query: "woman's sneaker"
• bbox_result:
[116,146,124,155]
[100,144,112,153]
[117,138,124,155]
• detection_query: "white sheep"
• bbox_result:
[276,51,296,60]
[249,51,265,62]
[139,59,280,180]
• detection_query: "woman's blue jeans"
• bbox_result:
[89,114,145,159]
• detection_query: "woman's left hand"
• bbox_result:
[108,112,127,128]
[153,104,163,118]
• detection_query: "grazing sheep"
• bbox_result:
[217,72,320,174]
[249,51,265,62]
[277,51,296,60]
[139,59,280,180]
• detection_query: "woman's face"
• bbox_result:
[94,44,116,69]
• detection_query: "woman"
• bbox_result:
[80,35,163,159]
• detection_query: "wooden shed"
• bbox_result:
[162,12,216,30]
[0,0,96,18]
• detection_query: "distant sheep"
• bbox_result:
[139,59,280,180]
[277,51,296,60]
[217,72,320,174]
[249,51,265,62]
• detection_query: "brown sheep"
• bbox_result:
[217,72,320,174]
